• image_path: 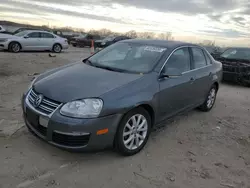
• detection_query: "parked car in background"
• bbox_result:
[0,25,6,33]
[203,46,224,59]
[52,30,79,44]
[214,47,250,86]
[12,27,48,35]
[22,40,222,156]
[71,33,101,47]
[0,30,69,53]
[95,35,131,50]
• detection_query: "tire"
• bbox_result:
[198,85,218,112]
[115,107,151,156]
[9,42,21,53]
[52,43,62,53]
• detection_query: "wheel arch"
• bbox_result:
[213,81,219,91]
[8,41,22,50]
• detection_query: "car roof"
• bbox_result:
[121,39,199,49]
[25,30,51,33]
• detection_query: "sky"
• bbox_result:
[0,0,250,46]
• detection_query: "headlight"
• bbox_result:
[60,99,103,118]
[0,38,8,42]
[101,42,106,45]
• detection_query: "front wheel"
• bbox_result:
[199,85,218,112]
[9,42,21,53]
[115,107,151,156]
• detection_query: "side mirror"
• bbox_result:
[160,68,182,79]
[24,36,29,39]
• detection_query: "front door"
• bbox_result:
[159,47,195,120]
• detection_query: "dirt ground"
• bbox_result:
[0,47,250,188]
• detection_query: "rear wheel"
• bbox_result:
[199,85,218,112]
[115,107,151,156]
[52,43,62,53]
[9,42,21,53]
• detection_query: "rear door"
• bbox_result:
[189,47,213,105]
[40,32,56,50]
[22,32,41,50]
[159,47,194,120]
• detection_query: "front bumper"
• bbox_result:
[222,63,250,84]
[22,94,122,151]
[0,42,8,50]
[62,43,69,50]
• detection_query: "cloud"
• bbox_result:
[231,16,246,25]
[199,28,249,38]
[1,0,129,24]
[206,0,238,10]
[1,0,250,45]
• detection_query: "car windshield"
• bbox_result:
[15,30,30,37]
[87,42,167,73]
[220,48,250,61]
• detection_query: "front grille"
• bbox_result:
[52,132,90,147]
[28,89,61,115]
[26,108,47,136]
[222,62,250,74]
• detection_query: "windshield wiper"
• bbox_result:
[93,64,126,73]
[83,59,128,72]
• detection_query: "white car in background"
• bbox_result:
[0,25,6,33]
[0,30,69,53]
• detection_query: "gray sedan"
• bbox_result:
[0,30,69,53]
[22,40,222,156]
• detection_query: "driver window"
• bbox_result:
[164,47,191,73]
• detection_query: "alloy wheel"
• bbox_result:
[53,44,61,53]
[123,114,148,150]
[12,43,20,52]
[207,88,216,109]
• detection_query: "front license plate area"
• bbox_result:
[39,116,49,128]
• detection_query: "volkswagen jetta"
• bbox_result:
[22,40,222,156]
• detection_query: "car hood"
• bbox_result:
[33,63,143,103]
[0,33,14,39]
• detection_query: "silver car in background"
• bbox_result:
[0,30,69,53]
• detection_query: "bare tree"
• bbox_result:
[125,30,137,38]
[202,40,215,46]
[157,32,173,40]
[138,32,155,39]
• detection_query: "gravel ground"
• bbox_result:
[0,47,250,188]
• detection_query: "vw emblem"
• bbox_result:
[34,94,43,107]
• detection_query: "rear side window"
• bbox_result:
[27,32,40,38]
[165,47,191,73]
[191,48,207,69]
[204,50,212,64]
[41,32,55,38]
